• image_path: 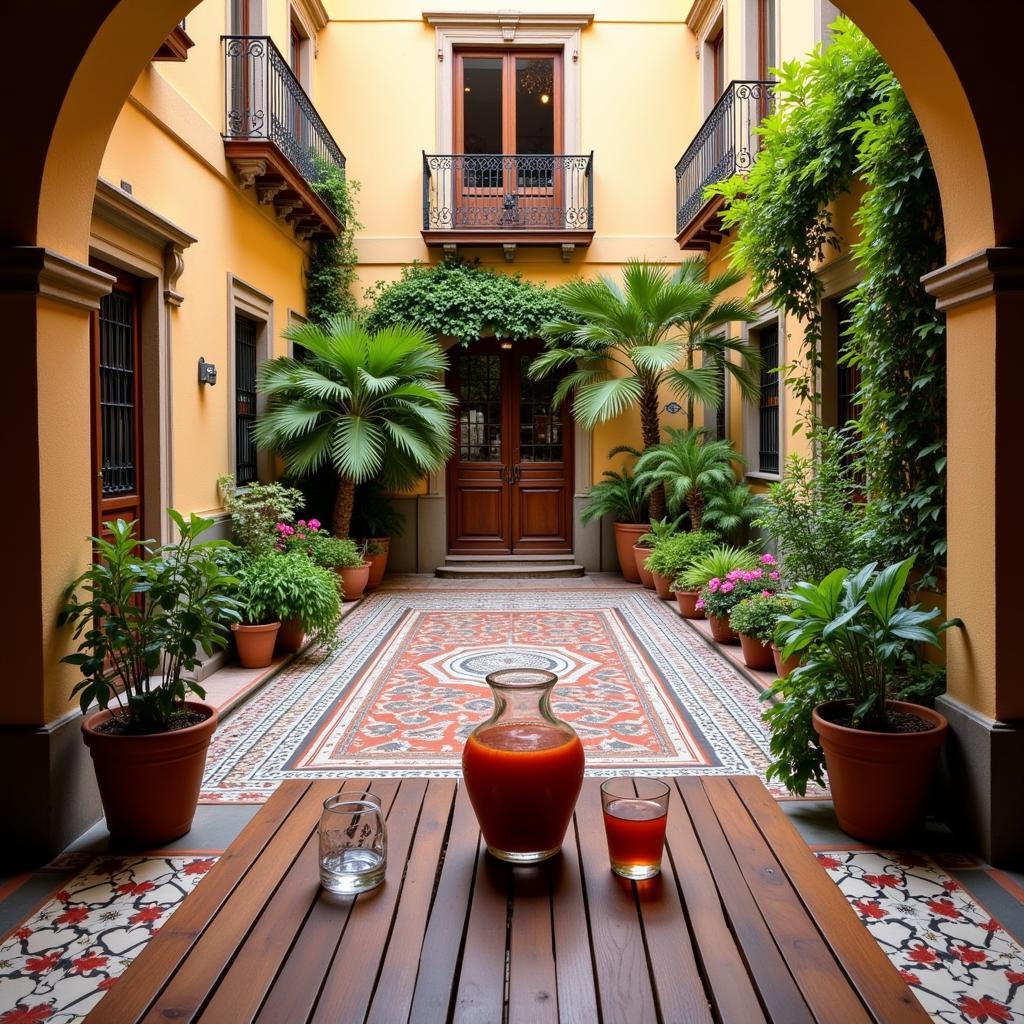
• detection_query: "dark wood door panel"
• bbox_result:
[512,484,569,550]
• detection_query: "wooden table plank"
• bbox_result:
[549,818,600,1024]
[363,780,458,1024]
[407,783,483,1024]
[85,780,315,1024]
[508,863,558,1024]
[703,777,873,1024]
[677,778,814,1024]
[731,776,933,1023]
[311,779,431,1023]
[574,779,658,1024]
[252,779,399,1024]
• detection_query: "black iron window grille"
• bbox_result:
[423,153,594,231]
[757,324,780,475]
[223,35,345,190]
[714,357,727,441]
[98,290,137,497]
[836,298,862,430]
[675,81,775,234]
[235,314,259,485]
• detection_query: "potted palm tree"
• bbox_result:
[60,513,240,845]
[255,317,455,539]
[579,463,649,582]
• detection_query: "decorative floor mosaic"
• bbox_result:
[0,856,216,1024]
[821,850,1024,1023]
[200,589,796,803]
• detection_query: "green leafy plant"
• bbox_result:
[729,594,793,645]
[634,428,743,531]
[638,515,685,548]
[219,476,304,557]
[364,257,574,343]
[644,530,718,580]
[704,483,760,544]
[579,463,649,525]
[308,161,361,325]
[255,317,455,538]
[753,430,869,585]
[236,552,342,651]
[677,544,759,592]
[60,513,241,734]
[278,521,363,570]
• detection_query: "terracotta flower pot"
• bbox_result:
[276,617,306,654]
[81,700,217,845]
[232,621,281,669]
[708,612,738,643]
[338,561,371,601]
[813,699,948,843]
[364,549,389,590]
[633,545,655,589]
[738,632,774,670]
[613,523,649,583]
[772,645,801,678]
[674,589,705,619]
[651,571,674,600]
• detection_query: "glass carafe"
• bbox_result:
[461,668,585,863]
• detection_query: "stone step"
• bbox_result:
[434,563,586,579]
[443,553,577,564]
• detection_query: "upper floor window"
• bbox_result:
[230,0,262,35]
[710,29,726,99]
[758,0,777,80]
[235,312,259,485]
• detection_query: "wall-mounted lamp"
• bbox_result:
[499,340,513,350]
[198,357,218,385]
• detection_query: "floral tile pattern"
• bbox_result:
[0,856,216,1024]
[200,590,804,802]
[819,850,1024,1023]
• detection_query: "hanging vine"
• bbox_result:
[309,161,362,325]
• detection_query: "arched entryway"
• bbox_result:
[3,0,1023,863]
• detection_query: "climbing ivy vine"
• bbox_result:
[308,161,362,324]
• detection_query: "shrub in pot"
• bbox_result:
[646,531,718,601]
[352,480,406,587]
[770,558,961,842]
[277,523,369,604]
[675,544,760,622]
[697,555,780,643]
[729,594,792,671]
[219,475,304,556]
[362,540,389,591]
[634,516,683,591]
[60,513,240,845]
[579,463,649,583]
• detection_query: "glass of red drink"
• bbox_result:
[601,777,670,880]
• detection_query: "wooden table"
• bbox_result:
[88,776,929,1023]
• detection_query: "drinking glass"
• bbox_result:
[600,778,670,880]
[318,793,387,894]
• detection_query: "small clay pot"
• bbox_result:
[613,522,650,583]
[633,545,655,589]
[276,617,306,654]
[772,645,801,678]
[651,572,674,600]
[232,621,281,669]
[338,561,371,601]
[708,613,738,644]
[738,632,774,670]
[82,700,217,845]
[674,589,705,619]
[813,700,948,843]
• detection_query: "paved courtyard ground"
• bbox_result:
[1,577,1023,1023]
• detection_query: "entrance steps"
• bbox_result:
[435,554,585,579]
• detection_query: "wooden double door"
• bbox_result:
[447,340,573,554]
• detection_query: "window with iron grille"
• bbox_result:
[836,297,861,430]
[235,313,259,484]
[757,324,780,474]
[714,357,727,440]
[98,289,138,496]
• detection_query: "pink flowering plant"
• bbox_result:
[277,520,364,570]
[697,553,781,618]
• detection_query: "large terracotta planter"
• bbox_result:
[232,621,281,669]
[738,633,774,671]
[338,561,371,601]
[276,617,306,654]
[364,536,390,590]
[82,700,217,845]
[651,571,674,600]
[674,589,705,619]
[633,545,655,589]
[772,645,801,678]
[708,612,738,644]
[813,699,948,843]
[613,523,649,583]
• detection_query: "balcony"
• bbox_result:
[223,36,346,241]
[422,152,595,260]
[154,20,193,62]
[675,81,775,251]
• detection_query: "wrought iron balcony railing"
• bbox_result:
[674,81,775,236]
[223,35,345,190]
[423,153,594,234]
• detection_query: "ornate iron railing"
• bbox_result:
[423,153,594,231]
[675,81,775,235]
[223,36,345,187]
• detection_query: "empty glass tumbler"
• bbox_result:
[318,793,387,894]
